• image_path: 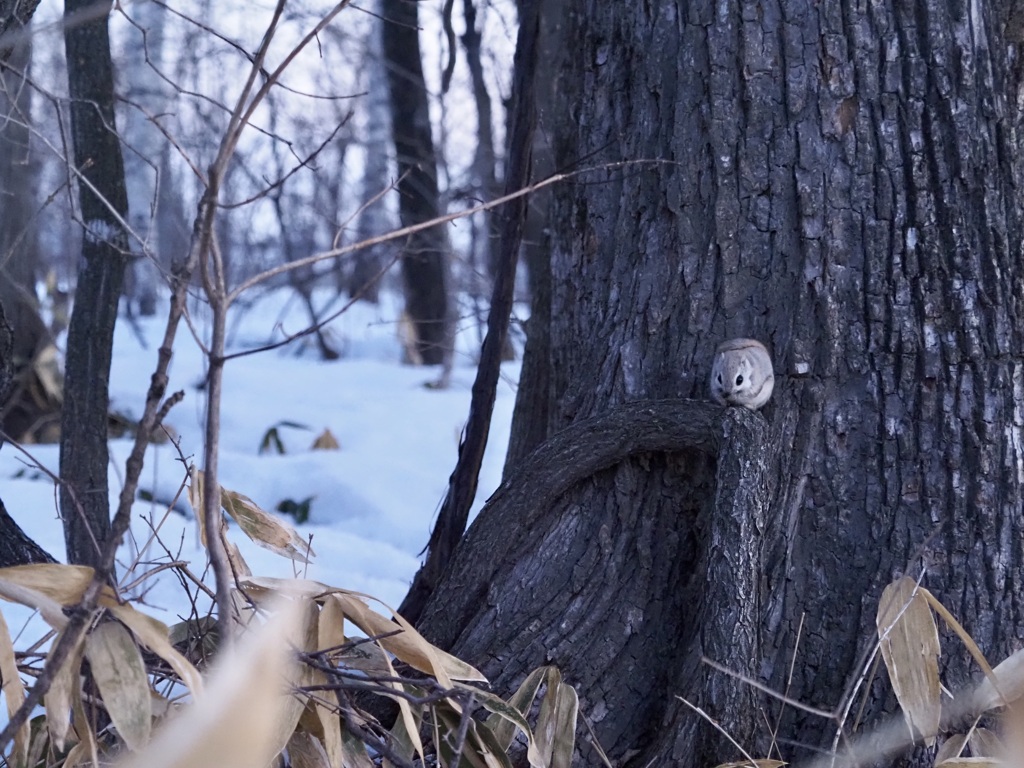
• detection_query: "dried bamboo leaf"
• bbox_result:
[44,627,85,752]
[311,429,340,450]
[221,487,315,563]
[116,598,303,768]
[0,564,112,628]
[340,730,376,768]
[332,592,485,684]
[108,604,203,696]
[971,645,1024,711]
[877,576,941,745]
[257,599,315,764]
[0,609,29,767]
[436,703,509,768]
[935,734,968,764]
[480,667,545,751]
[379,647,426,764]
[919,588,1001,700]
[240,577,486,683]
[85,621,152,751]
[968,727,1002,758]
[188,465,207,547]
[69,659,98,767]
[532,667,578,768]
[315,598,346,768]
[287,731,331,768]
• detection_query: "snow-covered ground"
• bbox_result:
[0,287,519,642]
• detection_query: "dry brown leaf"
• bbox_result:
[44,626,86,752]
[974,646,1024,710]
[311,429,340,451]
[331,592,486,684]
[0,609,29,767]
[919,588,1001,701]
[108,604,203,697]
[222,487,315,563]
[117,597,304,768]
[0,564,116,629]
[532,667,578,768]
[968,727,1002,758]
[189,469,314,563]
[877,576,941,745]
[85,621,152,751]
[935,734,969,764]
[287,731,331,768]
[70,658,98,767]
[240,577,486,683]
[316,597,346,768]
[188,465,207,547]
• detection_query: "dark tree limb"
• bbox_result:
[0,303,56,566]
[380,0,451,366]
[0,0,40,59]
[399,0,541,625]
[0,497,56,566]
[417,399,724,645]
[415,400,777,764]
[59,0,131,568]
[0,301,12,426]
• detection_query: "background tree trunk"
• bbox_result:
[346,0,391,303]
[381,0,451,366]
[417,0,1024,765]
[60,0,130,568]
[0,19,55,443]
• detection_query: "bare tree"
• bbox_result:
[345,0,392,303]
[381,0,452,366]
[59,0,130,568]
[0,14,53,443]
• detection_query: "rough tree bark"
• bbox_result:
[60,0,130,568]
[381,0,451,366]
[503,0,565,474]
[416,1,1024,765]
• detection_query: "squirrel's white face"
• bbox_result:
[710,340,775,410]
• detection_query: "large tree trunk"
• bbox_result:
[60,0,130,568]
[381,0,451,366]
[416,1,1024,765]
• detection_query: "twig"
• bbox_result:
[228,158,683,302]
[700,657,836,721]
[676,696,759,767]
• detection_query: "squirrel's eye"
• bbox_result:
[717,374,722,385]
[735,374,744,386]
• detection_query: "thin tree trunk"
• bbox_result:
[347,0,390,303]
[60,0,130,568]
[380,0,451,366]
[399,0,539,625]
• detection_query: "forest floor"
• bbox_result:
[0,286,519,640]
